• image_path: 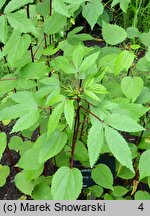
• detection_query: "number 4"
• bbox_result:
[138,203,144,211]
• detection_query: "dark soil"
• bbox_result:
[0,151,23,200]
[0,121,23,200]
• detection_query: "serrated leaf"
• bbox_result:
[2,31,31,66]
[43,13,67,35]
[126,27,140,39]
[102,22,127,45]
[0,132,7,160]
[18,147,43,170]
[87,121,104,167]
[105,113,145,132]
[112,186,129,197]
[4,0,33,13]
[11,110,40,133]
[82,0,103,29]
[0,15,8,44]
[0,165,10,187]
[15,172,34,195]
[117,166,135,179]
[80,51,100,71]
[64,100,74,129]
[6,12,38,36]
[114,50,135,75]
[121,76,143,102]
[51,166,82,200]
[32,183,52,200]
[105,126,134,172]
[20,62,49,80]
[136,57,150,72]
[47,102,64,137]
[39,130,67,163]
[51,56,76,74]
[22,167,44,181]
[8,136,23,152]
[139,150,150,180]
[140,31,150,47]
[91,164,113,190]
[53,0,70,17]
[135,191,150,200]
[75,140,88,162]
[0,0,6,9]
[72,44,84,69]
[90,185,103,198]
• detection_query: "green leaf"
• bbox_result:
[114,50,135,75]
[46,94,65,106]
[74,140,88,162]
[43,13,67,35]
[105,113,145,132]
[72,44,84,69]
[87,121,104,167]
[148,177,150,188]
[47,102,64,137]
[18,147,43,170]
[64,100,74,129]
[0,15,8,44]
[121,76,144,102]
[0,78,16,95]
[0,0,7,9]
[139,150,150,180]
[36,0,50,17]
[126,27,141,39]
[80,51,100,71]
[4,0,33,13]
[43,44,59,56]
[135,191,150,200]
[110,100,148,121]
[6,12,38,36]
[55,151,70,167]
[105,126,134,172]
[20,62,49,80]
[82,0,103,29]
[8,136,23,152]
[112,186,129,197]
[117,166,135,179]
[102,22,127,45]
[90,185,103,198]
[91,164,113,190]
[2,31,31,66]
[111,0,131,12]
[51,166,82,200]
[32,183,52,200]
[0,132,7,160]
[140,31,150,47]
[22,167,44,181]
[145,47,150,61]
[0,165,10,187]
[136,57,150,72]
[53,0,70,17]
[15,172,34,195]
[39,130,67,163]
[51,56,76,74]
[11,110,40,133]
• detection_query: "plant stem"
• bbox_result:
[70,80,82,168]
[70,101,80,168]
[80,106,104,123]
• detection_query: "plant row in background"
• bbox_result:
[0,0,150,200]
